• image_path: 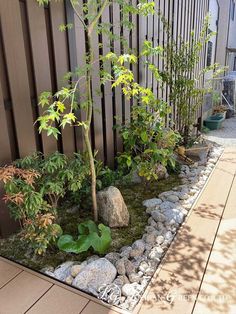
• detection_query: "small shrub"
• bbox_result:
[14,152,90,209]
[58,220,112,254]
[95,161,123,190]
[0,152,90,254]
[105,52,181,181]
[118,110,181,181]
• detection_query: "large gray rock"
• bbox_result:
[97,186,130,227]
[72,258,117,293]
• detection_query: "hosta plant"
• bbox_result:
[58,220,112,254]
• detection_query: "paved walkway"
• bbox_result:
[136,147,236,314]
[0,149,236,314]
[206,116,236,146]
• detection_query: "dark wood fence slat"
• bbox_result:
[147,8,153,91]
[101,5,115,167]
[113,2,123,154]
[66,0,87,153]
[138,10,147,87]
[152,0,159,99]
[50,0,76,155]
[0,0,37,157]
[123,8,131,124]
[26,0,58,155]
[0,83,19,237]
[131,0,138,106]
[0,82,11,165]
[0,183,19,237]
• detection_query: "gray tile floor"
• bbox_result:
[206,116,236,147]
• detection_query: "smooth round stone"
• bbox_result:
[156,235,165,245]
[65,275,73,285]
[139,261,149,272]
[142,198,163,208]
[166,194,179,203]
[71,264,84,277]
[149,246,164,260]
[122,283,143,297]
[165,231,174,241]
[128,272,142,283]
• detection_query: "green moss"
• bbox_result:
[0,174,180,270]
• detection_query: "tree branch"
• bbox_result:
[70,0,87,29]
[88,0,110,35]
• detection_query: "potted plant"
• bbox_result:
[212,92,227,119]
[212,104,227,119]
[203,114,225,130]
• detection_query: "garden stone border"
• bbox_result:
[41,142,224,311]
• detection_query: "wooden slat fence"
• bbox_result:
[0,0,209,236]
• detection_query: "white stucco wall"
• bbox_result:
[205,0,219,82]
[216,0,231,67]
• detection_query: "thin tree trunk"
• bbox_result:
[85,33,98,222]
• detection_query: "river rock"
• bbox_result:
[72,258,117,293]
[166,194,179,203]
[105,252,121,265]
[149,246,164,260]
[97,186,130,227]
[151,210,166,222]
[128,272,142,283]
[116,257,135,275]
[70,262,87,277]
[142,198,162,208]
[160,204,185,224]
[130,240,145,258]
[142,233,156,245]
[156,235,165,245]
[122,283,143,297]
[120,246,132,258]
[65,275,74,285]
[160,201,176,211]
[116,258,126,275]
[113,275,130,287]
[54,261,74,281]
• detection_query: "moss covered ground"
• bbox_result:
[0,175,180,270]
